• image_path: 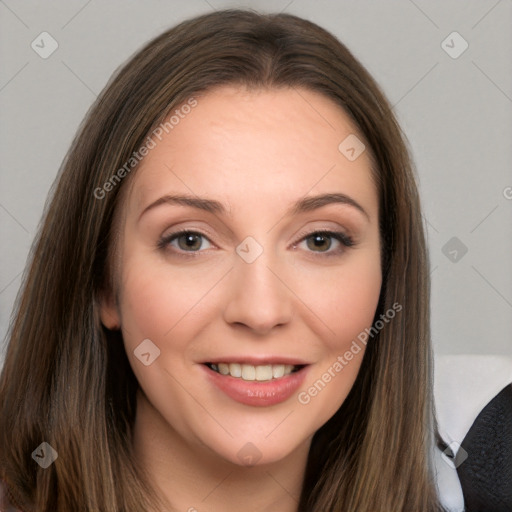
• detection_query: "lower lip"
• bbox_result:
[202,365,310,407]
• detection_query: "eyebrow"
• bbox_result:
[139,192,370,221]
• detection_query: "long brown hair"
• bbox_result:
[0,9,443,511]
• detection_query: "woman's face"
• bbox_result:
[101,86,382,466]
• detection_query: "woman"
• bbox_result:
[0,9,445,511]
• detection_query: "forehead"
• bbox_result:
[128,85,378,220]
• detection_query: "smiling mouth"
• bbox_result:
[205,363,305,381]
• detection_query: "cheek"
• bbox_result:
[334,274,381,343]
[118,271,176,345]
[294,253,382,353]
[114,246,175,353]
[293,252,381,418]
[116,252,224,352]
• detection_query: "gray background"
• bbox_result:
[1,0,511,368]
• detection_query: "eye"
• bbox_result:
[158,229,354,257]
[296,230,354,256]
[159,230,213,253]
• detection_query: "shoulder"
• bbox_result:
[433,355,512,512]
[434,354,512,443]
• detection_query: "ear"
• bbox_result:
[98,289,121,330]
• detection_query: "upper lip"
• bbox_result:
[202,356,310,366]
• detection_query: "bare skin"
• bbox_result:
[100,86,382,511]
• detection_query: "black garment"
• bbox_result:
[456,384,512,512]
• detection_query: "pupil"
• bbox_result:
[176,233,333,252]
[179,233,201,251]
[308,234,331,252]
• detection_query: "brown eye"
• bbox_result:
[160,231,212,253]
[177,233,203,251]
[306,234,332,252]
[296,230,354,257]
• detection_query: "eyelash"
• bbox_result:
[158,228,355,258]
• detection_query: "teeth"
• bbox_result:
[229,363,242,378]
[241,364,256,380]
[210,363,298,381]
[218,363,230,375]
[272,364,285,378]
[255,365,272,381]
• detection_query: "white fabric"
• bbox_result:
[433,354,512,512]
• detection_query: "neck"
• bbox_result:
[132,388,310,512]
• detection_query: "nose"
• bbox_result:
[222,249,294,336]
